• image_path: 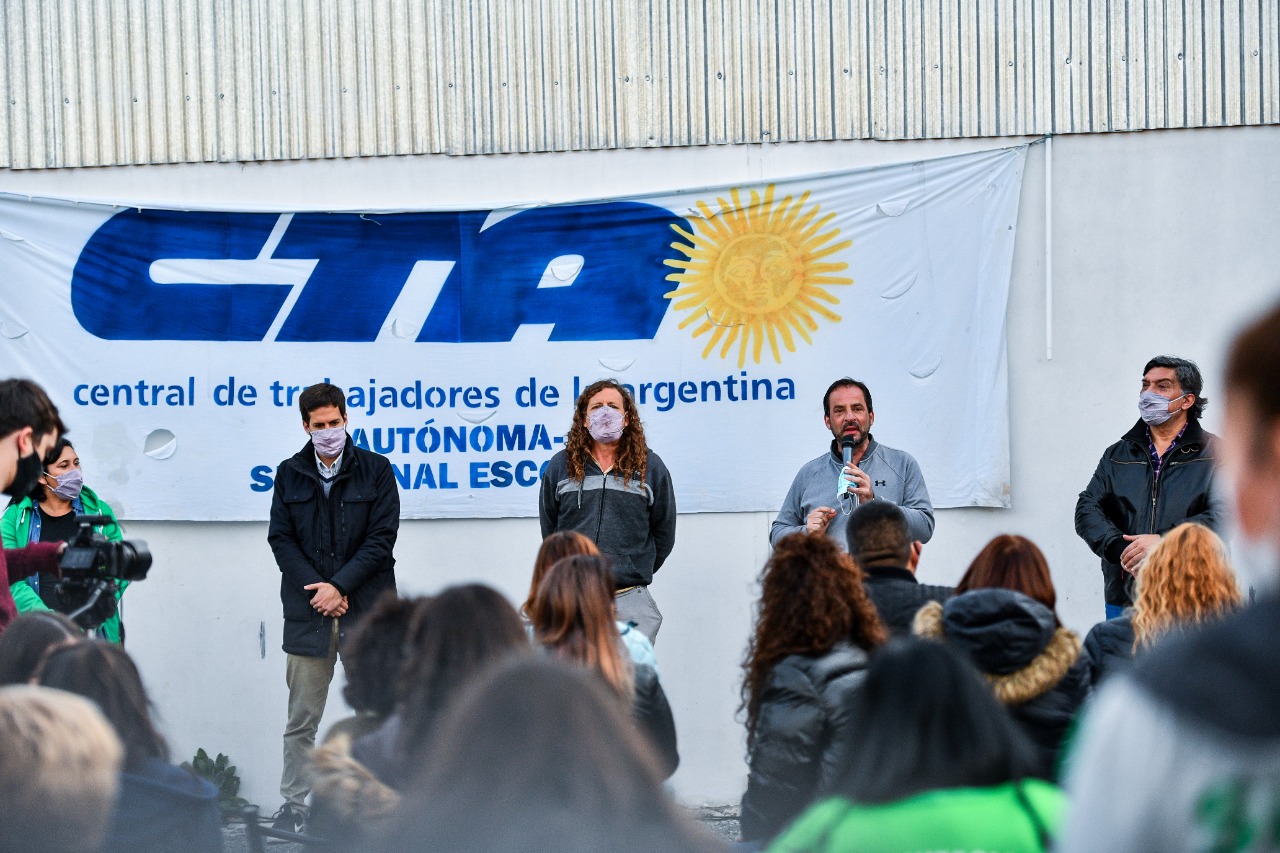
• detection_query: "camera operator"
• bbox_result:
[2,437,128,642]
[0,379,69,637]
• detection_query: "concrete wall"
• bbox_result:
[2,125,1278,809]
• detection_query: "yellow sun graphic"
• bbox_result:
[663,184,853,368]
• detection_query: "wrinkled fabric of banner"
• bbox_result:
[0,146,1025,521]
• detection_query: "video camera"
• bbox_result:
[58,515,152,631]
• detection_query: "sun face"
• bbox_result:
[663,184,853,368]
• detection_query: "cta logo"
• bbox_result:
[70,204,686,342]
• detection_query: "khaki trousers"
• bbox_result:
[280,619,340,808]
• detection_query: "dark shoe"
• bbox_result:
[270,803,307,832]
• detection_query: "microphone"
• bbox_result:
[840,436,857,499]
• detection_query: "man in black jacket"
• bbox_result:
[847,499,950,635]
[1075,356,1225,619]
[267,383,399,831]
[1059,301,1280,852]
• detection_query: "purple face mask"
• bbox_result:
[588,407,625,443]
[310,426,347,457]
[49,467,84,501]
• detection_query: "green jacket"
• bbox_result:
[0,487,127,643]
[768,780,1064,853]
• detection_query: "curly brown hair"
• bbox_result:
[564,379,648,484]
[1132,523,1241,650]
[741,533,888,742]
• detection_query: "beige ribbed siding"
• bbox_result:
[0,0,1276,169]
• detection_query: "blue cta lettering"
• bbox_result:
[72,210,288,340]
[70,204,687,342]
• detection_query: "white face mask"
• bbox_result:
[587,407,624,443]
[310,426,347,457]
[1138,391,1187,426]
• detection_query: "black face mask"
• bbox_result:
[4,447,44,501]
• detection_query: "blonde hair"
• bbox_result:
[0,685,123,853]
[1132,523,1242,650]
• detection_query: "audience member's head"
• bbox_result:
[956,535,1059,621]
[376,656,716,853]
[37,642,168,769]
[529,554,632,697]
[743,533,888,740]
[846,499,912,568]
[523,530,600,615]
[0,685,123,853]
[397,584,527,752]
[343,591,421,718]
[1222,299,1280,590]
[0,378,67,508]
[1133,523,1241,648]
[835,638,1040,804]
[0,612,82,685]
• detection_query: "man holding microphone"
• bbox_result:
[771,378,934,548]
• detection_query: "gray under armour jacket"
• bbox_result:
[770,435,935,548]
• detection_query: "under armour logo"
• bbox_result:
[874,479,887,487]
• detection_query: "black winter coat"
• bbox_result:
[269,437,400,657]
[1075,419,1224,606]
[862,565,952,636]
[914,589,1089,780]
[632,663,680,779]
[1082,613,1136,688]
[740,641,871,842]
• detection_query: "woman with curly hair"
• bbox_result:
[740,532,888,843]
[1083,522,1241,687]
[912,535,1089,780]
[529,554,678,778]
[537,379,676,643]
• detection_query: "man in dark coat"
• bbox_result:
[1059,302,1280,851]
[1075,356,1225,619]
[847,499,950,635]
[267,383,399,831]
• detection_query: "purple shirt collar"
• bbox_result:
[1147,422,1187,480]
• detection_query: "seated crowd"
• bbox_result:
[3,304,1279,853]
[0,502,1249,853]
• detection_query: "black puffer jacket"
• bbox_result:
[632,663,679,779]
[740,641,871,842]
[862,565,952,636]
[914,589,1089,779]
[1082,612,1136,688]
[1075,419,1224,606]
[268,437,400,657]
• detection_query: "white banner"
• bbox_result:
[0,147,1025,521]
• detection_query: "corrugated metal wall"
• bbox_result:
[1,0,1277,169]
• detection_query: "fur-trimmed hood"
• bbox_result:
[310,732,401,824]
[913,589,1082,706]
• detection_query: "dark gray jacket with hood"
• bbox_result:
[537,448,676,589]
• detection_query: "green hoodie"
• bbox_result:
[0,487,127,643]
[768,780,1063,853]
